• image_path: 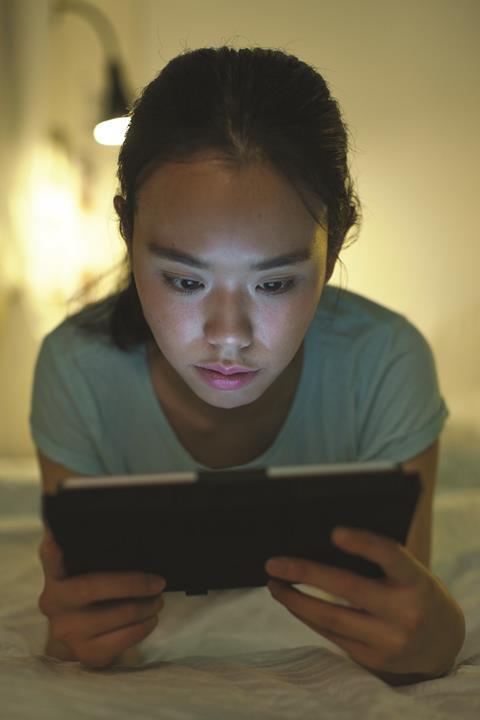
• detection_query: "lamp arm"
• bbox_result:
[52,0,121,61]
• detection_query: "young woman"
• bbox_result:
[31,46,465,682]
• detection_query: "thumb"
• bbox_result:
[39,528,67,581]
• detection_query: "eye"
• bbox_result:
[161,274,204,295]
[161,274,297,296]
[259,278,297,295]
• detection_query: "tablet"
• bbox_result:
[42,462,421,595]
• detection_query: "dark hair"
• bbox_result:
[72,46,361,349]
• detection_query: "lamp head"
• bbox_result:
[94,60,131,145]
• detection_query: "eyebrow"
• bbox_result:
[147,243,313,271]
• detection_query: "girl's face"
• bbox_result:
[129,154,328,412]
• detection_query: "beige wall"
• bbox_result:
[1,0,479,456]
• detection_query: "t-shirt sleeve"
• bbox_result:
[29,325,106,475]
[355,316,449,462]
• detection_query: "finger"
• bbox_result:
[265,555,391,619]
[287,603,371,654]
[268,579,391,649]
[54,594,164,643]
[90,595,164,638]
[55,572,167,611]
[330,527,422,585]
[39,529,67,582]
[286,603,389,672]
[77,615,160,669]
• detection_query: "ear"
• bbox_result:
[113,195,132,253]
[113,194,125,218]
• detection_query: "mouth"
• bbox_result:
[196,363,258,376]
[194,365,260,390]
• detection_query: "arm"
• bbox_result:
[37,449,85,661]
[370,438,438,685]
[37,449,87,494]
[402,438,439,569]
[265,439,466,685]
[37,450,159,667]
[368,439,466,685]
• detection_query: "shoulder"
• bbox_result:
[309,285,438,396]
[313,285,427,354]
[316,284,408,334]
[38,296,140,371]
[34,299,147,399]
[312,289,447,462]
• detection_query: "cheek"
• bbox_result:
[254,296,314,352]
[146,296,199,342]
[134,270,190,333]
[162,308,199,343]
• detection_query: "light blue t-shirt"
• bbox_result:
[29,285,448,475]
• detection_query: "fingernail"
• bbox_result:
[266,558,288,575]
[332,527,351,543]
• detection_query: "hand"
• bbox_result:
[265,527,465,682]
[38,529,167,668]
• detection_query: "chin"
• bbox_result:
[192,383,263,410]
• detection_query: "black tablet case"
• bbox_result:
[42,466,421,595]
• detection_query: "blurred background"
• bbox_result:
[1,0,479,470]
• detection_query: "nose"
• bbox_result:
[203,288,253,351]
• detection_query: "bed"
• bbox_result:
[1,423,479,719]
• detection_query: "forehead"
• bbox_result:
[134,157,326,255]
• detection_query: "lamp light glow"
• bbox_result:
[93,116,130,145]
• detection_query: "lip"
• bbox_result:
[194,365,259,391]
[196,363,258,375]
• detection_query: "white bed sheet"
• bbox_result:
[1,463,479,720]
